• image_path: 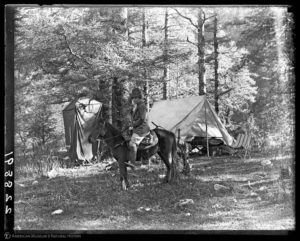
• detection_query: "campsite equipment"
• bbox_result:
[148,96,234,156]
[221,132,252,159]
[88,115,178,190]
[62,98,102,163]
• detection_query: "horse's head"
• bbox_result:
[88,118,107,143]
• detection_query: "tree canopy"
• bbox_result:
[13,6,295,156]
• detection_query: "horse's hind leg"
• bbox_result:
[158,152,172,183]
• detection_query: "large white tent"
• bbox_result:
[148,95,234,146]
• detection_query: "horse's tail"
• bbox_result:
[172,132,178,159]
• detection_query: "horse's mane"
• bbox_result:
[105,122,126,141]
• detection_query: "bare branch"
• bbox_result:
[186,37,198,47]
[217,88,235,97]
[61,30,92,67]
[174,9,198,28]
[161,24,181,31]
[204,14,217,22]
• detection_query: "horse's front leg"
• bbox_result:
[118,159,130,190]
[164,162,171,183]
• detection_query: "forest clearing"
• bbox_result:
[6,5,295,234]
[14,153,294,231]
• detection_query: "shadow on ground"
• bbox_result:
[14,156,295,231]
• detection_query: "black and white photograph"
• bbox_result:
[5,4,295,235]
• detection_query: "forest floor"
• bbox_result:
[14,154,295,233]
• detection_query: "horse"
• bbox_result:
[88,116,179,190]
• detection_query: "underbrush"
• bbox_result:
[15,144,68,181]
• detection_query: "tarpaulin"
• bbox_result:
[62,98,102,162]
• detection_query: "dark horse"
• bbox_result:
[88,116,178,190]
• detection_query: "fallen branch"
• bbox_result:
[125,162,135,170]
[240,178,278,188]
[248,180,254,190]
[128,172,139,177]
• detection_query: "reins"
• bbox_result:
[96,124,130,149]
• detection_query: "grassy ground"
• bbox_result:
[14,155,295,232]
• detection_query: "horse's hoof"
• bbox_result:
[163,177,171,183]
[121,181,128,191]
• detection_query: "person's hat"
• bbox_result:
[130,88,143,99]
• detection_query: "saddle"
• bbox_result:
[138,130,159,150]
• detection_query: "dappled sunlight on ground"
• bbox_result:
[14,155,295,231]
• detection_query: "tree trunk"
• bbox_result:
[42,125,45,145]
[111,8,128,126]
[108,78,113,124]
[142,8,149,111]
[110,79,123,126]
[225,108,231,126]
[273,8,287,87]
[122,8,130,41]
[163,8,169,100]
[213,16,219,113]
[142,8,147,47]
[112,77,124,130]
[197,8,206,96]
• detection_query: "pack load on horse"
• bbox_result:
[88,88,178,190]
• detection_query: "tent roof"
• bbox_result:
[149,96,205,131]
[148,95,234,146]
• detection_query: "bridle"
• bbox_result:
[94,119,130,149]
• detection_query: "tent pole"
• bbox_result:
[204,100,210,157]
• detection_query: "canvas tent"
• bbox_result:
[148,95,234,146]
[62,98,102,162]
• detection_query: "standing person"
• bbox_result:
[128,87,151,166]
